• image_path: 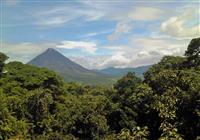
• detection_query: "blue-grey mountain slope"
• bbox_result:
[98,65,151,78]
[28,48,116,86]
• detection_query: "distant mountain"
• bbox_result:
[98,65,152,78]
[28,48,116,86]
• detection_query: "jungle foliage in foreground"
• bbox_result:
[0,38,200,140]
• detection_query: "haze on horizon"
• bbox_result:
[1,0,200,69]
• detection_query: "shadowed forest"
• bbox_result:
[0,38,199,139]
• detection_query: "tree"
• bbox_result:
[114,72,141,96]
[0,91,28,139]
[0,52,8,77]
[144,56,186,87]
[185,37,200,67]
[107,73,142,133]
[185,37,200,57]
[53,94,112,139]
[103,127,149,140]
[2,62,65,95]
[25,89,54,135]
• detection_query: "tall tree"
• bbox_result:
[185,37,200,67]
[0,52,8,77]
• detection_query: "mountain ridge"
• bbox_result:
[28,48,116,86]
[97,65,152,77]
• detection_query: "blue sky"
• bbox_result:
[1,0,200,69]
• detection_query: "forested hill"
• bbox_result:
[0,37,199,139]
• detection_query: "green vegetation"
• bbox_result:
[0,38,200,139]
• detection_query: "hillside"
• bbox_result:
[98,65,151,78]
[28,48,116,86]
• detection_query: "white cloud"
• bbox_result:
[83,30,113,38]
[127,37,189,66]
[105,5,166,22]
[128,6,165,21]
[81,9,105,21]
[161,8,200,38]
[56,41,97,54]
[99,52,131,68]
[35,6,104,27]
[2,40,98,64]
[2,42,57,63]
[2,37,191,69]
[70,52,131,69]
[130,37,188,55]
[107,6,166,41]
[137,51,151,57]
[37,16,74,26]
[94,37,189,68]
[68,37,190,69]
[69,56,108,69]
[108,21,133,41]
[34,3,166,30]
[102,45,128,51]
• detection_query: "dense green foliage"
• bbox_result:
[0,52,8,78]
[185,37,200,67]
[0,38,200,139]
